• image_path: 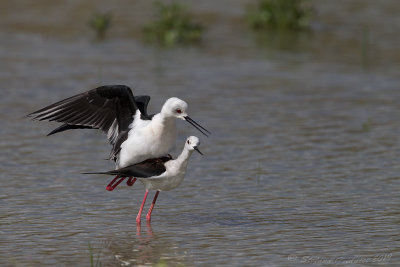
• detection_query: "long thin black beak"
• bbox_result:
[193,146,203,155]
[184,116,210,137]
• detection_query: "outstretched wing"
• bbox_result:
[27,85,138,148]
[83,156,172,178]
[44,95,153,136]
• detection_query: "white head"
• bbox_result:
[185,136,202,155]
[161,97,210,137]
[161,97,188,119]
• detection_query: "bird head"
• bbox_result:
[162,97,188,119]
[162,97,210,137]
[185,136,202,155]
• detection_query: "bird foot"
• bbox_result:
[106,176,126,191]
[127,177,137,186]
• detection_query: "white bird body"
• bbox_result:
[138,141,193,191]
[88,136,200,190]
[118,112,177,168]
[84,136,202,223]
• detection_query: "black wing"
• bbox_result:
[134,95,154,120]
[108,95,154,161]
[84,156,172,178]
[27,85,138,156]
[45,95,153,136]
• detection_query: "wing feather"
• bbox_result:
[28,85,139,158]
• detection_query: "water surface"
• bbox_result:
[1,1,399,266]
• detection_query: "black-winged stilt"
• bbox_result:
[27,85,209,168]
[85,136,202,224]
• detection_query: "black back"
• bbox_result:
[84,156,173,178]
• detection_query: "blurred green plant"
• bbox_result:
[89,12,112,40]
[154,259,168,267]
[154,259,185,267]
[246,0,311,31]
[89,242,102,267]
[143,1,204,46]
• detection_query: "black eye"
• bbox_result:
[187,140,190,144]
[176,109,182,114]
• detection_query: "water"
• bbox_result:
[1,1,399,266]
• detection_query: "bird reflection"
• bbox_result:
[136,221,154,238]
[103,223,186,266]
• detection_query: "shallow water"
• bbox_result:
[1,1,399,266]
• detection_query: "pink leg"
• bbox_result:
[146,191,160,222]
[127,177,137,186]
[136,189,149,224]
[106,176,126,191]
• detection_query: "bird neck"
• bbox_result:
[152,113,176,134]
[160,101,174,118]
[175,148,193,169]
[155,110,176,123]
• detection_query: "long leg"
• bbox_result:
[136,189,149,224]
[146,190,160,222]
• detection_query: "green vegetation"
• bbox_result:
[154,259,185,267]
[89,12,112,40]
[143,1,204,46]
[89,242,103,267]
[246,0,311,31]
[154,259,168,267]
